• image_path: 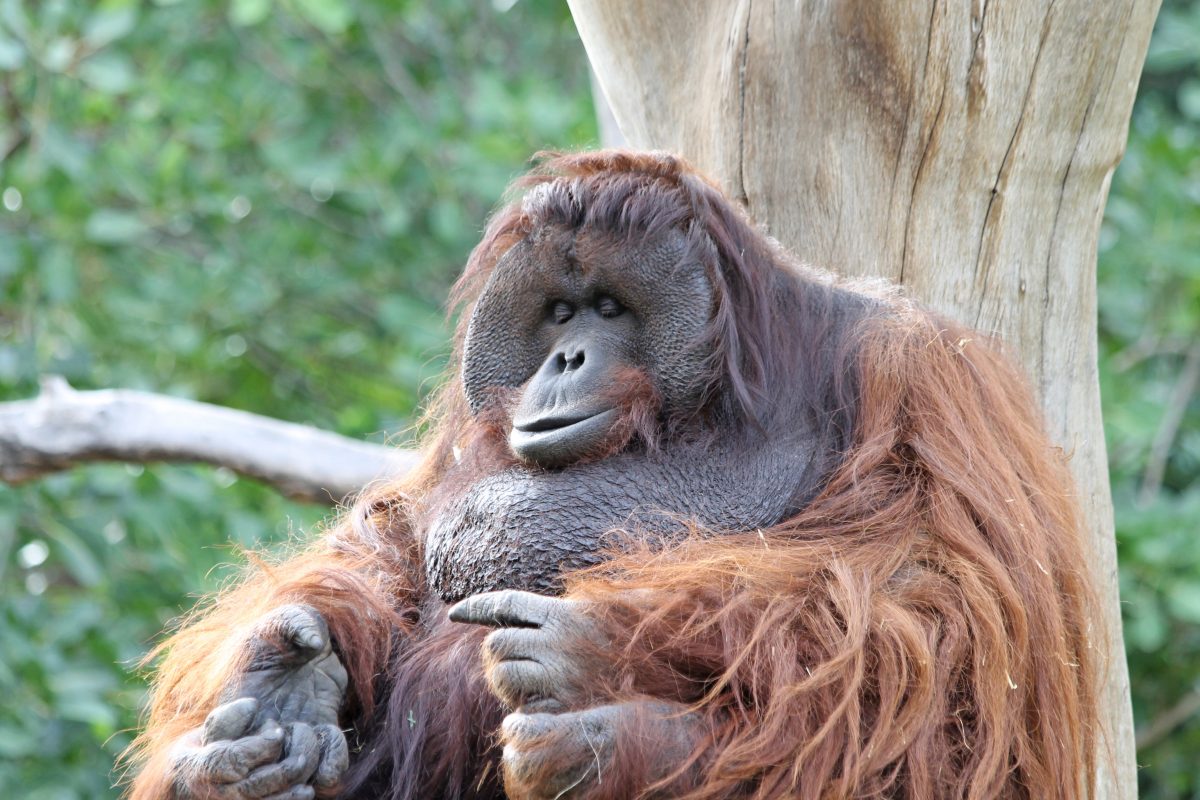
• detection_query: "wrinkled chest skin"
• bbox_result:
[423,436,820,603]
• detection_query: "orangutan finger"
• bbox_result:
[491,659,557,710]
[249,605,331,670]
[202,698,262,744]
[481,625,550,663]
[500,709,565,743]
[500,709,614,798]
[312,724,350,790]
[277,606,330,655]
[193,724,286,783]
[449,589,565,629]
[286,723,322,781]
[232,733,314,798]
[259,787,315,800]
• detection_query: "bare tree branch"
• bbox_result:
[1138,338,1200,505]
[0,376,418,503]
[1137,687,1200,751]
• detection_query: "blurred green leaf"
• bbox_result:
[37,247,78,304]
[291,0,353,34]
[230,0,271,27]
[38,126,90,179]
[42,37,76,72]
[84,210,148,244]
[1179,79,1200,121]
[77,51,135,93]
[1166,582,1200,624]
[0,33,24,69]
[0,725,37,758]
[82,7,137,49]
[41,521,104,589]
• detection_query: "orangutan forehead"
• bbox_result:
[519,176,695,245]
[503,223,699,293]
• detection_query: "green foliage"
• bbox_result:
[1100,1,1200,796]
[0,0,595,795]
[0,0,1197,797]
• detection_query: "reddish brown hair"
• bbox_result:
[565,305,1099,799]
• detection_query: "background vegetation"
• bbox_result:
[0,0,1195,797]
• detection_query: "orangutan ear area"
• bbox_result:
[124,150,1097,800]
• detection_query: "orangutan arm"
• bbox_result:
[449,590,726,799]
[161,604,352,800]
[125,544,410,800]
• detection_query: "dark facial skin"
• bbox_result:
[424,225,824,602]
[507,292,636,468]
[459,225,712,418]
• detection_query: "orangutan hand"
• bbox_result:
[226,604,349,730]
[167,605,350,799]
[451,590,705,797]
[496,701,703,800]
[448,589,608,712]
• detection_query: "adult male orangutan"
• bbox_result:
[125,150,1098,800]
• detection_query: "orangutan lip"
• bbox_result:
[513,409,613,434]
[509,409,619,462]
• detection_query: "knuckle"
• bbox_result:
[203,698,258,744]
[500,740,542,786]
[286,722,320,758]
[235,767,285,797]
[482,628,527,662]
[194,743,248,784]
[282,752,313,784]
[489,660,548,706]
[275,602,316,623]
[500,712,530,743]
[489,590,518,621]
[280,607,326,645]
[239,756,313,798]
[547,597,585,632]
[252,605,327,661]
[168,748,208,793]
[500,748,528,787]
[501,740,582,800]
[500,711,555,744]
[225,732,283,773]
[314,725,350,786]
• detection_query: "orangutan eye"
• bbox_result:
[552,301,574,324]
[596,295,624,318]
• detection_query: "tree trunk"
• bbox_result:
[569,1,1160,797]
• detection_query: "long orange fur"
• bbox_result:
[563,307,1098,799]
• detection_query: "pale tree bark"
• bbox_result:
[0,376,415,503]
[569,1,1159,797]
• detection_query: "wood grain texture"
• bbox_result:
[570,1,1161,796]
